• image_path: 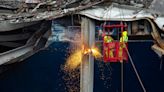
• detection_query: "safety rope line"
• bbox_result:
[124,43,147,92]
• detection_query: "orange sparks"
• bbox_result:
[91,47,102,59]
[65,49,83,70]
[65,45,102,70]
[83,48,91,55]
[82,45,102,59]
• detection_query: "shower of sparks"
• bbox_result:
[96,61,113,88]
[58,41,113,92]
[65,48,83,70]
[61,42,103,92]
[62,65,80,92]
[61,42,81,92]
[65,45,102,70]
[91,47,102,59]
[61,30,103,91]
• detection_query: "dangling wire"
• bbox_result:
[119,6,125,92]
[124,43,147,92]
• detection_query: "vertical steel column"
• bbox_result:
[80,17,95,92]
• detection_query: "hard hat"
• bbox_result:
[104,36,108,40]
[122,31,127,36]
[104,36,112,42]
[104,36,108,41]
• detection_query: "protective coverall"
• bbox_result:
[119,31,128,60]
[104,36,114,58]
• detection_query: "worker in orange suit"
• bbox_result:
[104,35,114,59]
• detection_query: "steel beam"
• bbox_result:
[80,17,95,92]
